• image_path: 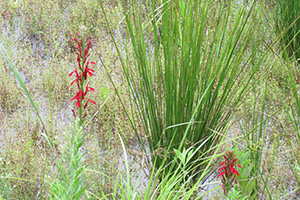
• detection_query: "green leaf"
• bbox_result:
[74,186,87,200]
[0,43,51,148]
[21,139,33,156]
[100,86,109,100]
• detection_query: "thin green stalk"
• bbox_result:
[0,43,52,148]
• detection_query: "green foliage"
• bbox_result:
[0,158,13,199]
[285,51,300,192]
[238,79,275,198]
[226,187,248,200]
[0,115,51,199]
[50,120,92,200]
[234,147,257,200]
[275,0,300,60]
[104,0,268,182]
[109,142,219,200]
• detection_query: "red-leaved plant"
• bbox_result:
[69,38,96,126]
[217,151,242,195]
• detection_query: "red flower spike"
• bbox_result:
[217,151,242,196]
[70,37,96,121]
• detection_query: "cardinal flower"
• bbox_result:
[70,38,96,125]
[217,151,242,195]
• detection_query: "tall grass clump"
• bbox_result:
[103,0,269,182]
[275,0,300,61]
[284,58,300,193]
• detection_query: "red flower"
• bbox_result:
[218,151,242,195]
[82,61,95,80]
[84,98,96,109]
[70,37,96,122]
[70,90,84,107]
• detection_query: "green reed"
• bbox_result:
[103,0,269,182]
[275,0,300,61]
